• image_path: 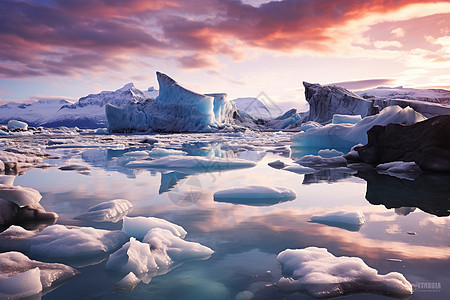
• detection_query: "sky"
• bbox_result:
[0,0,450,111]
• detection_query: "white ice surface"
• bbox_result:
[214,186,296,206]
[291,106,426,149]
[148,148,187,157]
[123,151,149,158]
[277,247,413,297]
[317,149,345,158]
[295,155,347,169]
[122,216,187,240]
[75,199,133,223]
[116,272,141,291]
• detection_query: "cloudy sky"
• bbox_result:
[0,0,449,109]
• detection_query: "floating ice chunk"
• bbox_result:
[75,199,133,223]
[58,164,91,175]
[0,129,8,135]
[7,120,28,130]
[126,155,256,172]
[214,186,296,206]
[123,150,149,157]
[116,272,141,291]
[148,148,187,157]
[105,237,159,283]
[295,155,347,169]
[94,128,108,134]
[317,149,345,158]
[0,185,42,207]
[301,121,322,132]
[292,106,425,149]
[143,228,213,262]
[277,247,413,297]
[310,210,365,231]
[283,165,316,174]
[122,216,187,240]
[376,161,422,181]
[0,251,78,299]
[28,225,128,259]
[0,150,43,164]
[332,114,362,124]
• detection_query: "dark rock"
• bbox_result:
[355,115,450,172]
[357,171,450,217]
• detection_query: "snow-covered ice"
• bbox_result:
[332,114,362,124]
[126,155,256,172]
[122,216,187,240]
[123,150,149,158]
[0,251,78,299]
[116,272,141,291]
[317,149,345,158]
[310,210,365,231]
[75,199,133,223]
[291,106,426,149]
[295,155,347,169]
[282,165,316,174]
[277,247,413,297]
[214,186,296,206]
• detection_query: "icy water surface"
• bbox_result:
[3,132,450,299]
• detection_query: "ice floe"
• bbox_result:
[122,216,187,240]
[75,199,133,223]
[295,155,347,169]
[7,120,28,130]
[310,210,365,231]
[0,185,42,207]
[277,247,413,297]
[375,161,422,180]
[214,186,296,206]
[0,251,78,299]
[148,148,187,157]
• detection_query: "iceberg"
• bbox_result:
[277,247,413,297]
[310,210,365,231]
[303,82,374,124]
[7,120,28,130]
[122,216,187,240]
[75,199,133,223]
[291,106,426,149]
[0,251,78,299]
[0,185,42,207]
[213,186,296,206]
[106,72,236,133]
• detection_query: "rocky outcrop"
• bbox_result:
[303,82,375,124]
[355,115,450,172]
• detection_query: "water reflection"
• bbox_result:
[358,171,450,217]
[303,168,356,184]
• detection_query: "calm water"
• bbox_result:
[4,132,450,299]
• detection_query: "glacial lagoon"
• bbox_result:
[2,131,449,299]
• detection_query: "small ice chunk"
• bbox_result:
[0,175,15,186]
[295,155,347,169]
[75,199,133,223]
[58,164,91,172]
[214,186,296,206]
[95,128,108,134]
[277,247,413,297]
[147,148,187,157]
[126,155,256,171]
[0,251,78,299]
[122,216,187,240]
[8,120,28,130]
[0,129,8,135]
[310,210,365,231]
[268,160,286,169]
[29,225,128,259]
[123,151,149,158]
[0,185,42,207]
[332,114,362,124]
[317,149,345,158]
[375,161,422,180]
[105,237,159,283]
[116,272,141,291]
[143,228,214,262]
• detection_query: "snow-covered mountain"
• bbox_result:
[232,97,272,119]
[0,84,158,128]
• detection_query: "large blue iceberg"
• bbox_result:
[106,72,236,133]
